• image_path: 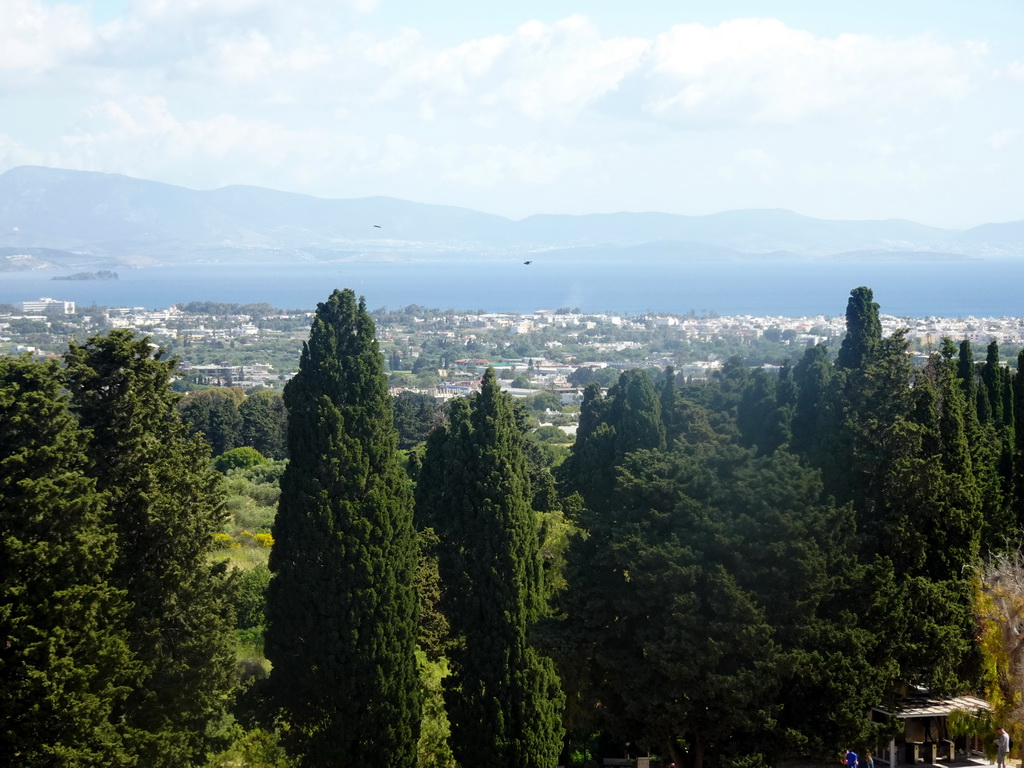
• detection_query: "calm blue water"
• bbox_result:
[0,259,1020,317]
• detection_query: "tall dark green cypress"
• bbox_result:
[64,331,235,768]
[609,369,666,461]
[239,389,289,459]
[265,289,420,767]
[737,367,787,454]
[957,340,977,405]
[562,382,618,510]
[1014,351,1024,527]
[659,365,680,444]
[563,370,665,513]
[954,340,1012,547]
[836,286,882,371]
[0,357,133,768]
[790,344,835,456]
[416,368,565,768]
[982,341,1004,425]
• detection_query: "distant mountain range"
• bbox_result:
[1,165,1022,271]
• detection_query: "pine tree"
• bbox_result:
[0,357,134,768]
[64,330,235,768]
[265,289,421,767]
[416,368,565,768]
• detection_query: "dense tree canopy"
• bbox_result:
[7,283,1024,768]
[549,286,1015,766]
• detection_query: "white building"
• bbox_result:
[19,298,75,315]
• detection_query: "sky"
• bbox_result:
[2,0,1023,228]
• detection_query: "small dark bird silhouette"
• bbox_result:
[373,224,381,228]
[523,260,532,265]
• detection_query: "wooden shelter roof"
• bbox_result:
[874,695,993,719]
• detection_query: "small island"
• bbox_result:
[52,270,119,281]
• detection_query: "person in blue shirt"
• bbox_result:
[844,749,859,768]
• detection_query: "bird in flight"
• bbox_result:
[373,224,381,228]
[523,260,532,265]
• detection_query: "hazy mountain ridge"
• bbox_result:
[1,165,1020,270]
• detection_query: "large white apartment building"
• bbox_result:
[19,298,75,315]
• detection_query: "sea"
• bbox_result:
[1,259,1021,318]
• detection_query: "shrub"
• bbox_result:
[214,447,268,473]
[233,565,271,630]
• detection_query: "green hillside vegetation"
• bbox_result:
[7,286,1024,768]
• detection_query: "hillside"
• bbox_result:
[1,165,1018,269]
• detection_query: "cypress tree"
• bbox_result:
[957,340,977,406]
[836,286,882,371]
[1013,351,1024,526]
[239,389,289,459]
[659,365,681,444]
[178,388,245,456]
[979,345,1017,533]
[1001,365,1015,429]
[561,382,618,511]
[737,367,787,454]
[417,368,565,768]
[876,359,982,691]
[265,288,420,767]
[790,344,835,455]
[64,330,235,768]
[982,341,1004,425]
[0,357,134,767]
[953,340,1012,549]
[563,371,665,513]
[608,369,666,461]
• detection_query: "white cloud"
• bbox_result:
[64,96,313,170]
[435,141,594,187]
[370,16,649,122]
[795,157,956,192]
[177,28,333,90]
[987,128,1024,150]
[124,0,292,25]
[0,0,95,72]
[48,96,592,197]
[0,134,56,168]
[645,19,985,124]
[718,149,783,183]
[9,12,992,139]
[349,0,380,13]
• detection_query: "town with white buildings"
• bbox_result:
[6,297,1024,401]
